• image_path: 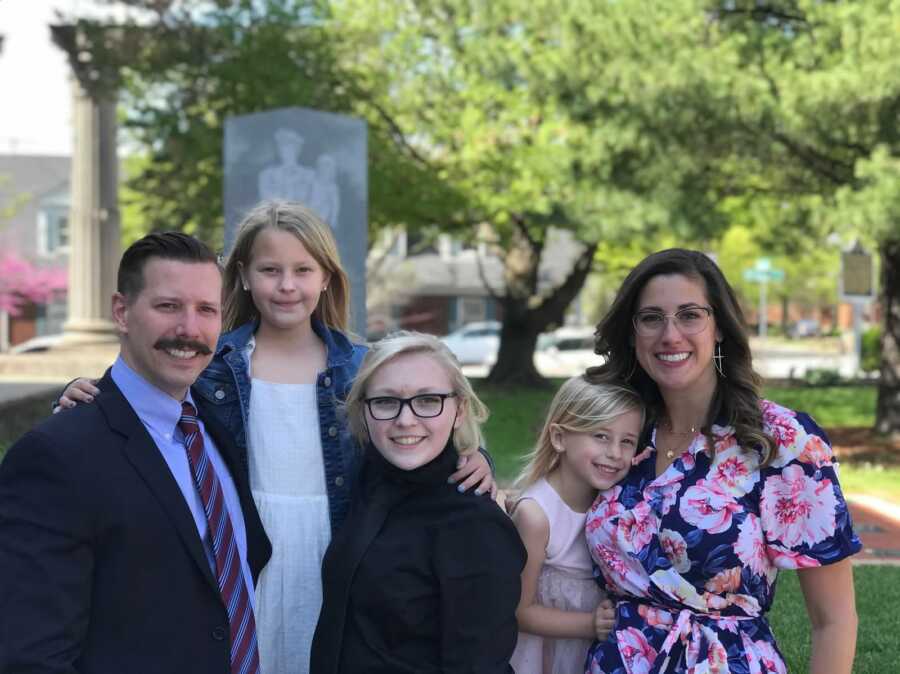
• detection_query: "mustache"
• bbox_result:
[153,338,212,356]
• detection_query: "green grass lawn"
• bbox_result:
[770,567,900,674]
[762,385,878,428]
[838,464,900,503]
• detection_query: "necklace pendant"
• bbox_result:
[665,449,676,459]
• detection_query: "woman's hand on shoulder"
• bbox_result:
[448,451,496,498]
[53,378,100,413]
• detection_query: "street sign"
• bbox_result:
[743,257,785,339]
[841,243,874,299]
[743,268,785,282]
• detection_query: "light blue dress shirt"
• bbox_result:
[111,356,256,602]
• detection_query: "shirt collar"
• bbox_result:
[215,316,357,367]
[111,355,196,437]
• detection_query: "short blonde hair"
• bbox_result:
[222,201,350,332]
[515,376,645,489]
[346,331,489,455]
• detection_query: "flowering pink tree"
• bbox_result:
[0,253,68,316]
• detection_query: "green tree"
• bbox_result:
[332,0,729,386]
[697,0,900,434]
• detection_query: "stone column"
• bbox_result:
[52,25,121,344]
[61,78,120,343]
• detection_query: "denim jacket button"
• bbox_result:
[328,425,338,437]
[334,476,344,487]
[323,376,332,387]
[214,389,225,400]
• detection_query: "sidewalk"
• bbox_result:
[845,494,900,565]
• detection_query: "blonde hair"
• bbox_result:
[346,331,489,455]
[515,376,646,489]
[222,201,350,332]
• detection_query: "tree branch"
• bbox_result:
[769,130,856,186]
[475,245,504,301]
[713,5,808,28]
[355,93,436,169]
[511,212,542,255]
[532,239,599,328]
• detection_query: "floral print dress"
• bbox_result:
[584,400,861,674]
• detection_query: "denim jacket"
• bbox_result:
[191,318,368,533]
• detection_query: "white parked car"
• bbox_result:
[534,327,600,378]
[441,321,501,366]
[8,334,66,354]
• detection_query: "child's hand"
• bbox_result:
[593,599,616,640]
[53,378,100,413]
[448,451,496,498]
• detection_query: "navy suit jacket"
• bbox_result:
[0,372,271,673]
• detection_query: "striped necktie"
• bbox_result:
[179,402,260,674]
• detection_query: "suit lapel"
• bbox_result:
[96,373,219,595]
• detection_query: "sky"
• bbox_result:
[0,0,121,156]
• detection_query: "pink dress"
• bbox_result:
[510,478,604,674]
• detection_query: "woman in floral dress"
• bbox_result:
[584,249,860,674]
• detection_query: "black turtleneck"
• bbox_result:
[310,441,526,674]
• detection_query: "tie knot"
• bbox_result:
[179,401,199,435]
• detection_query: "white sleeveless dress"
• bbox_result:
[510,478,604,674]
[247,379,331,674]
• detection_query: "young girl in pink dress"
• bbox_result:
[510,375,644,674]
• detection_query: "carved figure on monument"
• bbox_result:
[308,154,340,229]
[258,128,342,229]
[258,127,316,204]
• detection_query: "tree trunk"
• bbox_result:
[484,226,598,388]
[875,237,900,437]
[487,316,548,388]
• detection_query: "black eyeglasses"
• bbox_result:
[632,306,713,337]
[364,393,458,420]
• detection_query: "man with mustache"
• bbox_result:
[0,232,271,673]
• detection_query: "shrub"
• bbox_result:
[861,326,882,373]
[803,368,844,387]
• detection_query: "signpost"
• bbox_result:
[840,241,875,374]
[742,257,785,338]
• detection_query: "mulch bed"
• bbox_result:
[828,427,900,465]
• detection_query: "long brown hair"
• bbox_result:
[587,248,773,464]
[222,201,350,332]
